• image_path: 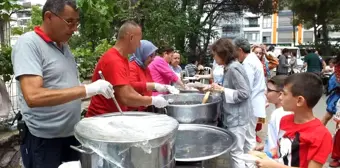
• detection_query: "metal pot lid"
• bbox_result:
[175,124,236,162]
[74,113,179,143]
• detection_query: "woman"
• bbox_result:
[252,45,271,143]
[170,52,182,77]
[129,40,170,111]
[289,52,297,75]
[194,60,224,85]
[148,46,185,95]
[252,45,270,77]
[207,38,252,168]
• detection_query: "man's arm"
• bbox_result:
[114,85,152,107]
[19,75,86,107]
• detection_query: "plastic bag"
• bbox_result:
[0,79,11,118]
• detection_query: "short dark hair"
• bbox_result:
[42,0,77,19]
[190,60,197,64]
[284,73,323,108]
[268,75,288,91]
[329,58,336,64]
[282,48,289,54]
[268,46,275,52]
[158,46,174,56]
[211,38,236,65]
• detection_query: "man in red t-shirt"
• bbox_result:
[86,21,168,117]
[256,73,332,168]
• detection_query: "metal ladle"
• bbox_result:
[98,71,123,115]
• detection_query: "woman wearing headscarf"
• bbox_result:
[129,40,170,111]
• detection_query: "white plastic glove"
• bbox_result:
[84,79,114,99]
[151,96,169,108]
[154,83,168,92]
[166,85,180,94]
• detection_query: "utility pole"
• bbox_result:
[293,11,296,47]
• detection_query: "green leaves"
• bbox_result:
[0,0,22,21]
[72,39,113,81]
[0,45,13,82]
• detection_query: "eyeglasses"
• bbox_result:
[50,11,80,28]
[267,88,280,93]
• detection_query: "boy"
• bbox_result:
[255,75,293,157]
[256,73,332,168]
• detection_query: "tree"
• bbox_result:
[0,0,21,44]
[285,0,340,55]
[26,5,42,31]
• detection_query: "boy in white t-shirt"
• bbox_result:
[256,75,292,158]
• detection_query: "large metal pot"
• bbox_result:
[163,93,221,125]
[73,112,179,168]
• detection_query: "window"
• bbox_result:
[278,31,292,43]
[262,32,271,43]
[244,31,260,43]
[246,18,259,27]
[278,16,292,27]
[263,16,272,28]
[303,31,313,43]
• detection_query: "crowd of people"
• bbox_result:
[9,0,337,168]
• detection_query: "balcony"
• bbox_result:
[244,24,260,28]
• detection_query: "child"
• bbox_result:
[255,73,332,168]
[255,75,293,157]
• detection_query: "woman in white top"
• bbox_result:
[195,60,224,85]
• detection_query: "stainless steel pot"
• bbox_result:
[73,112,178,168]
[163,94,221,125]
[179,89,201,94]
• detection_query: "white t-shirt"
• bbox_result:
[265,107,293,152]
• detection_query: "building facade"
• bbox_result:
[219,10,316,46]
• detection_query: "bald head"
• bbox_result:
[117,21,141,40]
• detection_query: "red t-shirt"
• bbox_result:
[86,48,130,117]
[128,61,153,111]
[276,114,332,168]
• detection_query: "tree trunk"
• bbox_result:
[313,19,318,46]
[174,0,188,53]
[321,23,330,55]
[188,0,205,61]
[0,19,5,45]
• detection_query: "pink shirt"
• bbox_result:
[148,56,179,95]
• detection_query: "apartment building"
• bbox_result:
[219,10,316,46]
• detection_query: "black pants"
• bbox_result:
[20,126,80,168]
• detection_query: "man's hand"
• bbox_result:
[154,83,168,92]
[151,96,169,108]
[85,79,114,98]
